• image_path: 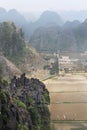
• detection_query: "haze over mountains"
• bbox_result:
[59,10,87,22]
[22,10,87,22]
[0,7,27,26]
[0,7,87,52]
[22,10,64,40]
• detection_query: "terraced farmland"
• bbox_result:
[44,74,87,130]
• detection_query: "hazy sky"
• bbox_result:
[0,0,87,12]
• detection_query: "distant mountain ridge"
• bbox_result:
[59,10,87,22]
[32,11,63,27]
[0,7,27,26]
[23,10,64,39]
[1,7,87,52]
[29,20,87,52]
[63,20,80,29]
[0,8,63,39]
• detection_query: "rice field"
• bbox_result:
[44,74,87,130]
[46,82,87,92]
[50,92,87,103]
[50,104,87,120]
[53,122,87,130]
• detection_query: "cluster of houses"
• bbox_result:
[48,51,87,73]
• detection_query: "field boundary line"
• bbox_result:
[50,91,87,93]
[51,102,87,104]
[52,120,87,123]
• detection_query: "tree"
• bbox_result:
[50,60,59,75]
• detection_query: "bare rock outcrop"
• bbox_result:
[0,74,50,130]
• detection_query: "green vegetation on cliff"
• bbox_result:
[0,74,51,130]
[0,22,34,66]
[0,22,25,57]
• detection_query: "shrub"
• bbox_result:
[17,124,28,130]
[13,99,26,109]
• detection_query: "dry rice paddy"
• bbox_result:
[44,74,87,130]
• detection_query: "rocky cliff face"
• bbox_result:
[0,74,50,130]
[29,26,77,52]
[0,54,21,78]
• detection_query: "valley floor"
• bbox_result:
[44,73,87,130]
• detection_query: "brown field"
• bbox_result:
[53,123,87,130]
[44,74,87,130]
[50,104,87,120]
[45,74,87,92]
[50,92,87,103]
[46,82,87,92]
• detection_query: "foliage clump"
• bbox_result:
[50,60,59,75]
[13,98,26,109]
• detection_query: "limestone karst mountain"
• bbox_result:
[29,20,87,52]
[0,21,46,78]
[0,7,27,26]
[0,74,50,130]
